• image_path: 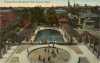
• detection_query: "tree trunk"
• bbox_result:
[97,49,100,58]
[3,46,7,54]
[0,49,2,58]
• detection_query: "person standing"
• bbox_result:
[38,55,41,61]
[42,57,46,63]
[53,41,55,48]
[78,57,81,63]
[27,48,29,55]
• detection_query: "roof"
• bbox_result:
[84,19,96,22]
[79,11,99,18]
[0,9,14,13]
[55,8,67,14]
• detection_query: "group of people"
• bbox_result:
[37,47,59,63]
[47,41,56,48]
[38,55,51,63]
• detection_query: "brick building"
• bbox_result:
[0,9,17,28]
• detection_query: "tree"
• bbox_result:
[0,28,8,56]
[46,8,58,26]
[30,7,46,25]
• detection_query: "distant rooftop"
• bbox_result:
[0,9,13,13]
[55,8,67,14]
[79,11,99,18]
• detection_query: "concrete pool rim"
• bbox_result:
[31,27,70,43]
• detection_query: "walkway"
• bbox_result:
[0,44,99,63]
[0,46,17,63]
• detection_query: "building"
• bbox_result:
[79,11,100,29]
[0,9,17,28]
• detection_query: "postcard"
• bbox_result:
[0,0,100,63]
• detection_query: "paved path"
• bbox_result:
[0,46,17,63]
[77,45,99,63]
[0,45,99,63]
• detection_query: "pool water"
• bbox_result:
[34,29,64,43]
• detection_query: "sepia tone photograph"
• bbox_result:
[0,0,100,63]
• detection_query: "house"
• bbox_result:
[79,11,100,29]
[0,9,17,28]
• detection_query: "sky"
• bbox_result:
[0,0,100,6]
